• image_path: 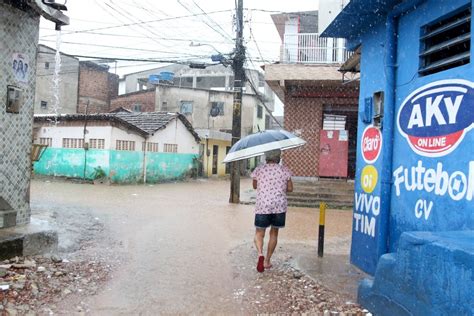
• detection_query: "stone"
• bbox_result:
[51,255,62,263]
[37,266,46,273]
[0,268,7,278]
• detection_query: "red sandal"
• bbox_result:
[257,255,265,273]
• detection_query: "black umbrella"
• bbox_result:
[223,129,306,163]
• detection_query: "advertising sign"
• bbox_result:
[397,79,474,157]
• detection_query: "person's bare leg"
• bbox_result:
[265,227,279,268]
[255,228,266,272]
[254,228,265,256]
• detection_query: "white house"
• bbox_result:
[33,112,201,183]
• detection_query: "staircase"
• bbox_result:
[287,179,354,209]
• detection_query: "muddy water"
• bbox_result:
[31,178,354,315]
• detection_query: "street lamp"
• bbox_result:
[189,42,230,66]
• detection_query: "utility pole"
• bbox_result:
[229,0,245,204]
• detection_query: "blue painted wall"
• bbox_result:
[351,0,474,275]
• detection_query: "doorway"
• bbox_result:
[212,145,218,175]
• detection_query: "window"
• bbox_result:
[39,137,52,147]
[163,143,178,153]
[420,5,471,76]
[257,105,263,119]
[210,102,224,116]
[62,138,84,149]
[45,62,49,69]
[116,140,135,151]
[89,138,105,149]
[142,142,159,152]
[41,101,48,109]
[162,101,168,110]
[133,104,142,112]
[180,101,193,114]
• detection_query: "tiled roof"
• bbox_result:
[34,112,201,142]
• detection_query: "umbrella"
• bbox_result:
[223,129,306,163]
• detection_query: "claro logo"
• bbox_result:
[397,79,474,157]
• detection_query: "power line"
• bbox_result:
[177,0,234,44]
[41,9,234,38]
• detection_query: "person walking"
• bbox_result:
[251,149,293,272]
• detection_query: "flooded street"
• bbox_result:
[30,178,363,315]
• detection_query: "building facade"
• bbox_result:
[264,4,359,179]
[34,49,119,115]
[1,0,68,228]
[324,0,474,314]
[35,45,79,114]
[33,112,200,183]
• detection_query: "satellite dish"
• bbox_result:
[210,105,220,117]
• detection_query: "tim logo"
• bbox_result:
[397,79,474,157]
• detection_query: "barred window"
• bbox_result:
[89,138,105,149]
[163,143,178,153]
[39,137,52,147]
[116,140,135,151]
[62,138,84,149]
[142,142,159,152]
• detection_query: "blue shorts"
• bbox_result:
[255,212,286,229]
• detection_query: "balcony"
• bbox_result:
[282,33,351,64]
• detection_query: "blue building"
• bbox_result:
[323,0,474,315]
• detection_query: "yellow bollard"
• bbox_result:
[318,202,326,257]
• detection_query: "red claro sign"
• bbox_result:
[362,126,382,163]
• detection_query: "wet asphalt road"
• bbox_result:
[30,178,355,315]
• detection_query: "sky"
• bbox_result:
[39,0,320,115]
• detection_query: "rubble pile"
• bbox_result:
[0,255,113,315]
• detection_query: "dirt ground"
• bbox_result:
[18,177,367,315]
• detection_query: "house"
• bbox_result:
[264,1,359,179]
[195,129,232,177]
[119,63,271,97]
[110,84,272,176]
[33,112,200,183]
[323,0,474,314]
[0,0,67,230]
[34,45,119,115]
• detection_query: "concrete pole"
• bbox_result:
[229,0,245,204]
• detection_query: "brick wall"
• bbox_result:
[77,62,119,114]
[283,84,359,178]
[110,89,156,112]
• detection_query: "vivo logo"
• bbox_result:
[397,80,474,157]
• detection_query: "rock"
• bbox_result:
[293,272,303,279]
[5,308,17,316]
[12,260,36,269]
[37,266,46,273]
[62,289,72,296]
[0,265,11,270]
[0,268,7,278]
[51,255,63,263]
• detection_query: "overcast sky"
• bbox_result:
[39,0,320,115]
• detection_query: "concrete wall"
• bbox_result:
[0,2,40,227]
[155,85,259,136]
[33,119,199,183]
[345,0,474,314]
[34,45,79,114]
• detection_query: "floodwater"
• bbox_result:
[31,178,356,315]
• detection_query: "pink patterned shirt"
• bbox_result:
[251,163,292,214]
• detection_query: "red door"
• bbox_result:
[318,130,348,178]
